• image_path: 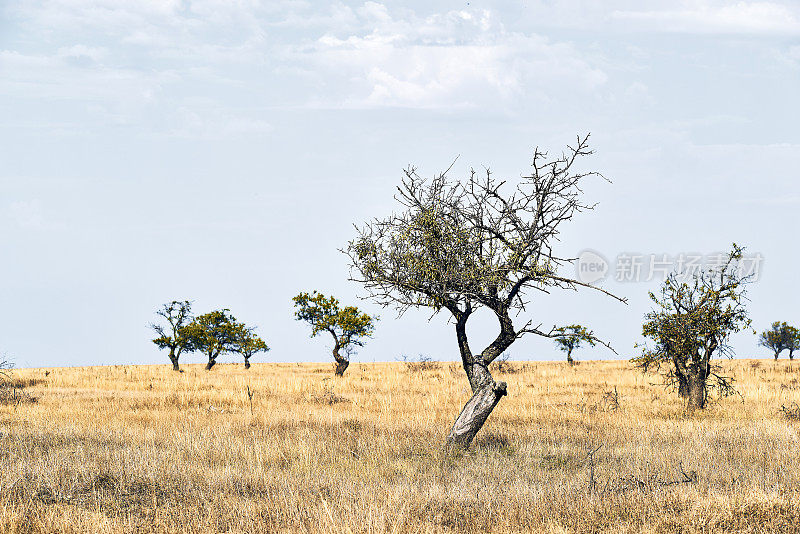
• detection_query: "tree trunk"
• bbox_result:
[445,306,514,450]
[686,373,706,409]
[206,358,216,370]
[789,349,795,361]
[332,345,349,377]
[567,348,574,366]
[168,348,180,371]
[775,351,780,360]
[334,359,349,376]
[244,358,251,370]
[446,379,507,449]
[677,372,689,398]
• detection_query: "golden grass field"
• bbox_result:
[1,358,800,533]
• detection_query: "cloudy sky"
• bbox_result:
[2,0,799,368]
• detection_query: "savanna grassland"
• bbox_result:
[1,359,800,533]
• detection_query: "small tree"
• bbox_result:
[233,328,270,369]
[758,322,799,360]
[789,326,800,360]
[633,245,752,409]
[150,300,194,371]
[553,324,596,365]
[346,135,624,448]
[182,310,245,370]
[293,291,376,376]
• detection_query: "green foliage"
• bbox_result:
[553,325,596,361]
[234,329,270,359]
[292,291,376,354]
[181,309,247,368]
[758,321,800,359]
[632,244,752,404]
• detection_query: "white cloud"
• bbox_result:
[8,200,45,228]
[57,44,107,63]
[286,4,608,109]
[167,106,272,139]
[612,2,800,34]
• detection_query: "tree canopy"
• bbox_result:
[182,309,247,371]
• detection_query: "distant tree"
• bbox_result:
[150,300,194,372]
[182,310,246,370]
[759,322,789,360]
[233,328,270,369]
[553,324,597,365]
[633,245,753,409]
[345,135,624,448]
[789,326,800,360]
[292,291,376,377]
[758,322,800,360]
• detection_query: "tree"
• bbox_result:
[345,135,624,448]
[233,328,270,369]
[293,291,376,376]
[150,300,194,371]
[181,310,245,370]
[633,245,752,409]
[789,326,800,360]
[553,324,596,365]
[758,322,800,360]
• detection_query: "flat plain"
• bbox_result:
[1,359,799,533]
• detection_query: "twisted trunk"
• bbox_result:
[168,347,180,372]
[244,357,251,370]
[205,349,218,371]
[333,343,349,377]
[566,348,574,366]
[447,379,507,448]
[445,307,514,449]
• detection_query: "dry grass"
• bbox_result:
[2,359,800,533]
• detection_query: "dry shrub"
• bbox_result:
[403,355,440,373]
[310,387,349,405]
[780,403,800,421]
[577,387,620,414]
[0,378,39,405]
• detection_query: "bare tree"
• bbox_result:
[150,300,194,372]
[346,135,624,448]
[633,245,752,409]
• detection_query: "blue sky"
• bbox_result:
[1,1,799,368]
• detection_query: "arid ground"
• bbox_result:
[1,359,799,533]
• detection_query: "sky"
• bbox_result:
[1,0,799,369]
